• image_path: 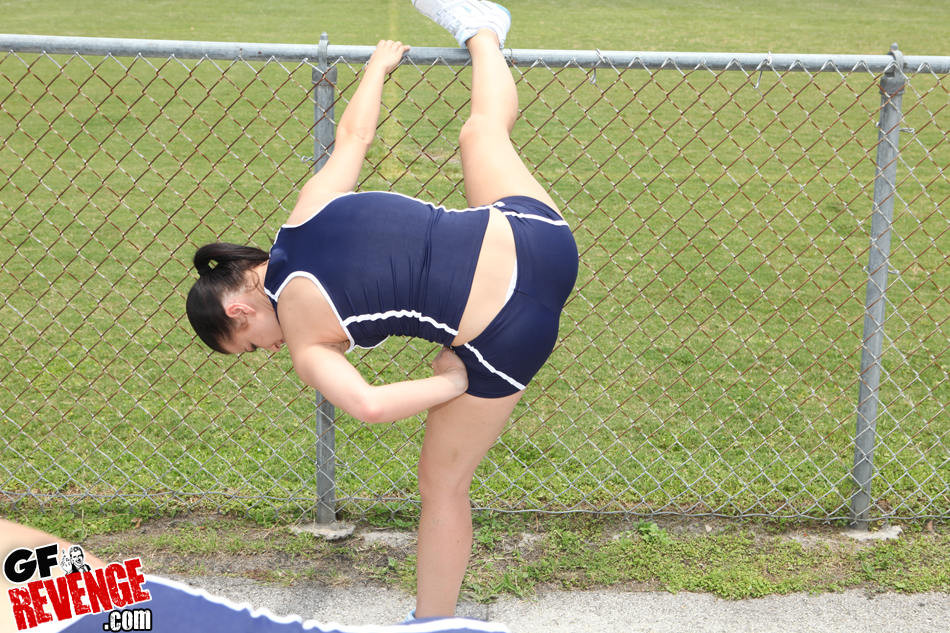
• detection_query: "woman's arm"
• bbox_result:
[277,279,467,423]
[290,40,410,218]
[291,343,468,424]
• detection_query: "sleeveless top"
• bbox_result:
[263,191,491,352]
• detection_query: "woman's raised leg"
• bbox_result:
[460,29,560,213]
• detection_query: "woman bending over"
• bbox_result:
[186,1,577,618]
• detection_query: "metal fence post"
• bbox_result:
[313,32,338,524]
[849,44,906,529]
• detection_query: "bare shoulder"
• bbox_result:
[285,146,365,227]
[285,189,345,226]
[276,276,349,349]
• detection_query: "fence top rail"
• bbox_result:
[2,33,948,74]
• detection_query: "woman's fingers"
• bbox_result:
[371,39,410,73]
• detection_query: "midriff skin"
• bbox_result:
[451,206,516,346]
[288,206,516,349]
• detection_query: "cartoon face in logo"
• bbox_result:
[59,545,91,574]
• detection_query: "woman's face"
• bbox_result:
[223,308,284,354]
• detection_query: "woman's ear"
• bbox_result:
[224,301,254,322]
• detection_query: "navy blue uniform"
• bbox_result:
[59,574,511,633]
[264,191,577,398]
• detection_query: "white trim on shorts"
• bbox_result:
[462,342,527,392]
[500,210,569,227]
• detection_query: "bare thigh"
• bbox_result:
[459,117,561,215]
[418,390,524,494]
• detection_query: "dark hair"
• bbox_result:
[186,243,269,353]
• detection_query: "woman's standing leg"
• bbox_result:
[415,391,521,617]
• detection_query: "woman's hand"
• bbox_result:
[432,347,468,395]
[368,40,410,74]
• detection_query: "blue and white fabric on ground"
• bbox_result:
[49,575,510,633]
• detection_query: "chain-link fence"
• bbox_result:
[1,34,947,524]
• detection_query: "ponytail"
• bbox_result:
[186,243,269,353]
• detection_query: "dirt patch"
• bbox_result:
[79,512,927,595]
[80,513,554,590]
[360,530,416,549]
[83,514,419,588]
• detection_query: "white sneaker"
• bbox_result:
[481,1,511,45]
[412,0,511,47]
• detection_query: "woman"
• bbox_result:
[186,0,577,618]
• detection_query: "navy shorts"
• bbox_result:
[452,195,578,398]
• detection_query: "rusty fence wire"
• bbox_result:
[0,35,947,524]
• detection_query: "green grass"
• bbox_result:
[459,518,950,600]
[1,1,948,524]
[34,512,949,601]
[3,0,949,55]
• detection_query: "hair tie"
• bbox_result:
[196,259,216,277]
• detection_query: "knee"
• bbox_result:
[417,458,473,506]
[459,114,510,148]
[458,115,485,148]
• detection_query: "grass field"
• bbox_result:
[3,0,950,55]
[1,1,947,528]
